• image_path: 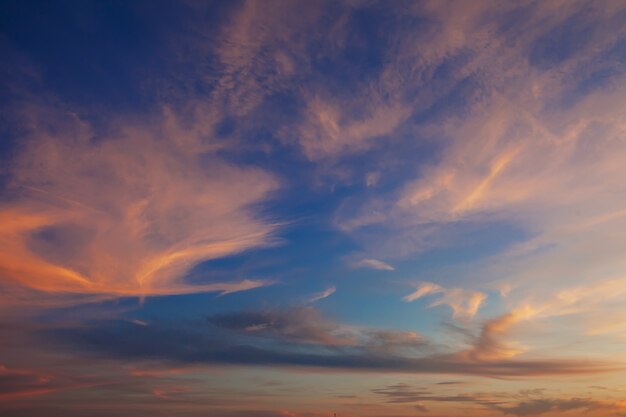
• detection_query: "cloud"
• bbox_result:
[363,329,428,354]
[372,383,624,417]
[0,363,94,401]
[455,308,534,362]
[351,258,395,271]
[166,0,420,164]
[209,306,353,346]
[0,364,56,401]
[404,282,486,320]
[308,286,336,303]
[0,104,278,299]
[2,2,626,414]
[461,275,626,346]
[49,310,616,378]
[322,1,626,360]
[297,96,412,161]
[371,383,431,404]
[491,397,605,417]
[209,306,432,355]
[438,284,626,363]
[332,0,626,249]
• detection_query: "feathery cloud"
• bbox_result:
[308,286,337,304]
[404,282,487,320]
[0,105,278,299]
[351,258,395,271]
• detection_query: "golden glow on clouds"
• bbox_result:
[0,108,277,297]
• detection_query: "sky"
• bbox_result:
[1,1,626,416]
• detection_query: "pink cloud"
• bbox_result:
[0,105,278,299]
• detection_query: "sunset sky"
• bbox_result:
[1,1,626,416]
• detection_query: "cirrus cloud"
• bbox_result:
[0,104,279,299]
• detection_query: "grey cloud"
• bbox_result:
[488,397,606,416]
[209,307,431,353]
[208,306,352,346]
[373,383,615,416]
[362,329,430,354]
[47,313,615,378]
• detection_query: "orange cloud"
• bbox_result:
[458,307,535,361]
[0,106,278,299]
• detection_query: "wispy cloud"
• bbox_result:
[308,286,336,303]
[209,306,353,346]
[332,0,626,253]
[297,96,412,161]
[0,363,99,402]
[0,104,278,299]
[455,308,534,362]
[1,1,626,415]
[404,282,486,320]
[351,258,395,271]
[324,0,626,365]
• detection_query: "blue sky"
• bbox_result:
[1,1,626,416]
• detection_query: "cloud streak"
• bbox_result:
[307,286,336,304]
[372,383,624,417]
[351,258,395,271]
[404,282,486,320]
